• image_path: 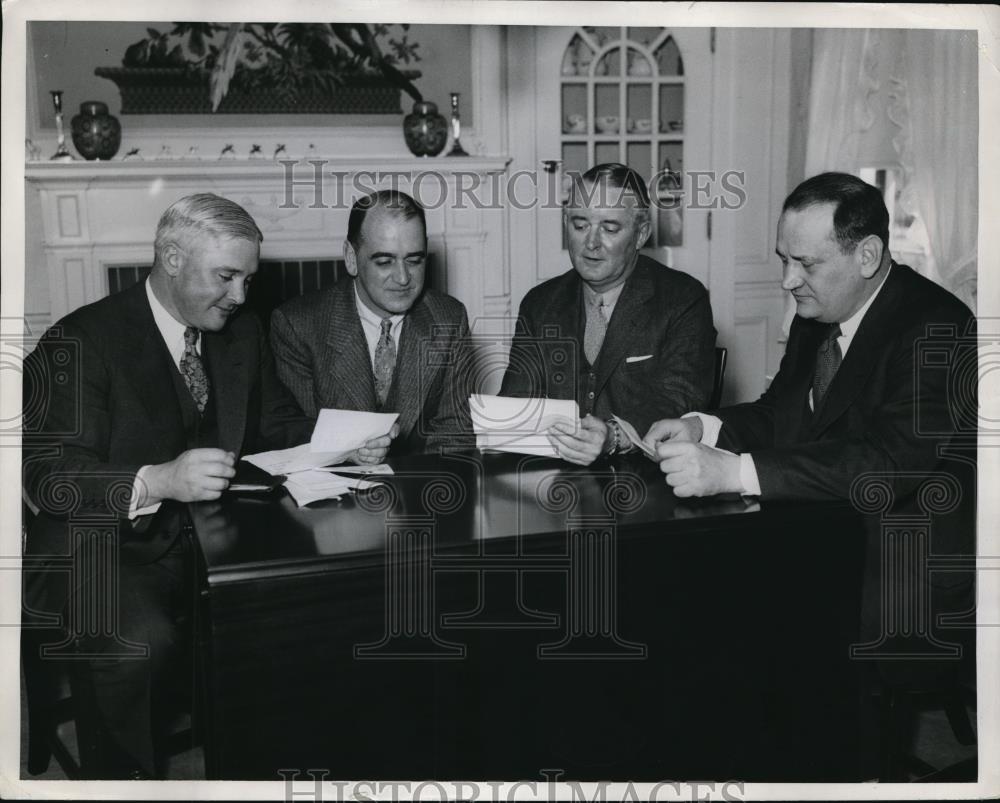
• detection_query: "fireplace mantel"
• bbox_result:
[25,156,514,331]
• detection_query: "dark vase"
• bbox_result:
[70,101,121,160]
[403,101,448,157]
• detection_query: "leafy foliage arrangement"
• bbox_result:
[123,22,423,111]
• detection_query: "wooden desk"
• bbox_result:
[192,451,867,781]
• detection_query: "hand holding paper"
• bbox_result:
[310,409,400,455]
[548,414,607,466]
[471,394,581,458]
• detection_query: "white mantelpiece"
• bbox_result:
[25,156,513,330]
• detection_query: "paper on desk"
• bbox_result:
[612,414,657,459]
[243,443,350,475]
[315,464,394,476]
[470,394,580,457]
[310,409,399,454]
[283,469,381,507]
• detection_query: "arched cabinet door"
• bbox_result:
[532,25,713,289]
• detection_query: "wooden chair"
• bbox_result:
[21,505,199,779]
[709,346,728,409]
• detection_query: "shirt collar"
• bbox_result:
[583,280,626,309]
[354,283,405,330]
[145,278,194,363]
[838,263,892,350]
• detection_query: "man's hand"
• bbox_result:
[548,414,608,466]
[352,422,400,465]
[142,448,237,504]
[655,441,742,498]
[643,416,703,453]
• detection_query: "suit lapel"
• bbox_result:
[593,259,653,396]
[808,264,904,437]
[203,323,249,454]
[392,298,434,438]
[119,284,185,453]
[322,281,378,411]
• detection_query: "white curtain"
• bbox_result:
[787,29,887,334]
[890,30,978,312]
[804,29,884,176]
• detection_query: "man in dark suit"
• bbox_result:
[645,172,975,656]
[23,193,313,777]
[500,163,716,465]
[270,190,473,457]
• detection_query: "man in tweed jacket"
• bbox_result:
[271,190,474,457]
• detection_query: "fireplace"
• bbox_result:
[25,157,512,333]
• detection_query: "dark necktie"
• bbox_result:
[180,326,210,413]
[583,293,608,365]
[374,318,397,408]
[812,322,842,410]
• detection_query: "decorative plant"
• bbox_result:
[122,22,423,111]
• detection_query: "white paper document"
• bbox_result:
[612,414,657,459]
[315,464,394,476]
[283,469,381,507]
[310,409,399,454]
[470,394,580,458]
[243,443,350,475]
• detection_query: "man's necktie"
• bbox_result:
[583,293,608,365]
[180,326,210,414]
[374,318,397,408]
[812,322,843,410]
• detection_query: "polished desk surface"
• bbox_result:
[197,451,812,581]
[193,451,866,782]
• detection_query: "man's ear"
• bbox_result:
[857,234,884,279]
[636,213,653,251]
[161,243,184,277]
[343,239,358,277]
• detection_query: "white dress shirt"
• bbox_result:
[129,280,203,518]
[354,285,406,368]
[689,266,893,496]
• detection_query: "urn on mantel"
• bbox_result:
[70,101,121,160]
[402,101,448,157]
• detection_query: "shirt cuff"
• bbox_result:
[129,465,161,520]
[683,411,723,448]
[739,453,762,497]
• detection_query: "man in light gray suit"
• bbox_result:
[270,190,474,458]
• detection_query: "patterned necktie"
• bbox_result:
[583,293,608,365]
[812,322,843,410]
[374,318,397,408]
[180,326,210,414]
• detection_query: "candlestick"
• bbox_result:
[49,91,75,161]
[446,92,469,157]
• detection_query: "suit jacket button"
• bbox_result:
[588,391,595,399]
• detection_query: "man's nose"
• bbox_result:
[393,261,412,286]
[781,262,803,291]
[229,280,247,305]
[585,226,601,250]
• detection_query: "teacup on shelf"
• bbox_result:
[595,115,620,134]
[631,118,653,134]
[564,114,587,134]
[665,120,684,133]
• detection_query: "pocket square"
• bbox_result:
[626,354,653,364]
